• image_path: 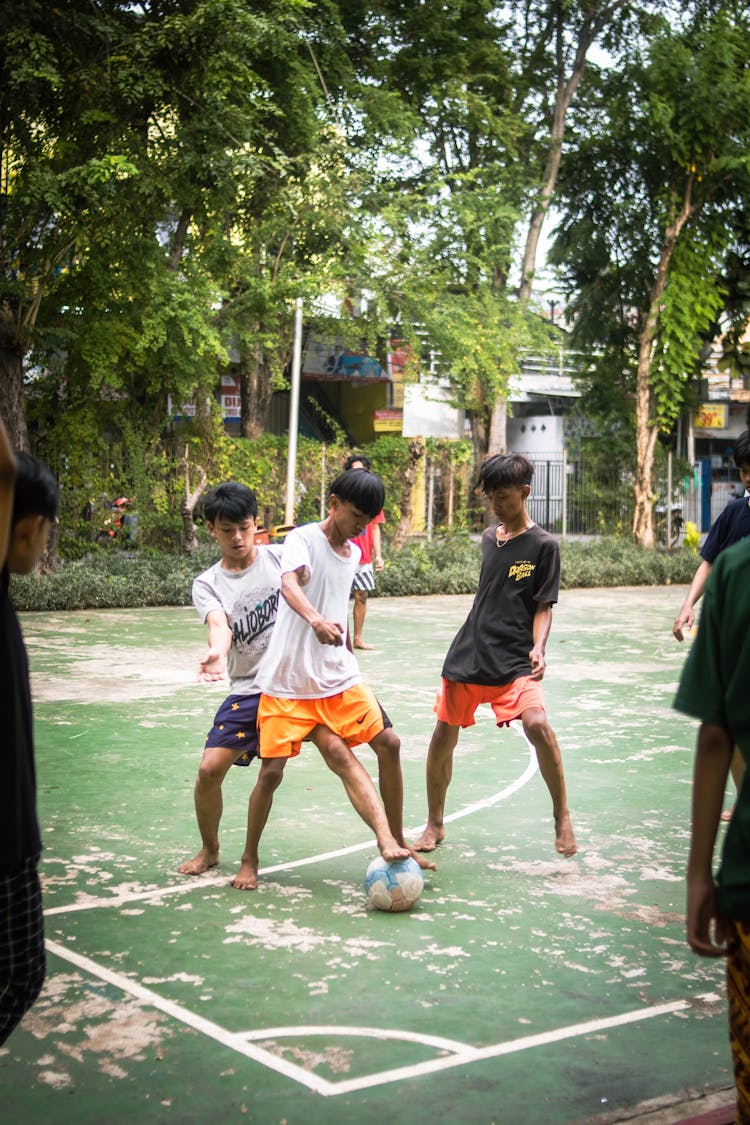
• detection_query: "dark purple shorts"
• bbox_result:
[205,693,260,766]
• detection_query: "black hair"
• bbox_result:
[329,468,385,518]
[476,452,534,493]
[203,481,258,523]
[344,452,372,471]
[734,429,750,469]
[12,452,59,526]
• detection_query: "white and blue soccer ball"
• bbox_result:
[364,855,424,912]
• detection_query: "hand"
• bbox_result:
[529,645,546,680]
[673,606,695,642]
[686,876,728,957]
[311,618,345,646]
[198,648,227,682]
[374,554,384,571]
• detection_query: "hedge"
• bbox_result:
[10,535,699,612]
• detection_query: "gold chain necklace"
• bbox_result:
[495,523,533,548]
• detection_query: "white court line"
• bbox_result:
[44,731,538,917]
[319,992,724,1096]
[41,734,718,1100]
[43,939,337,1096]
[242,1024,471,1053]
[42,936,723,1098]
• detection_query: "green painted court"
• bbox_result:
[0,587,738,1123]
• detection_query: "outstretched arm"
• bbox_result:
[686,722,733,957]
[673,561,712,641]
[281,569,344,646]
[0,416,16,572]
[198,610,233,681]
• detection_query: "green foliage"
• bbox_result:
[376,533,482,596]
[558,537,697,589]
[554,5,750,441]
[683,520,701,554]
[12,534,701,612]
[10,550,216,612]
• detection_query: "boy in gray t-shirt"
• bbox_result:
[178,482,285,890]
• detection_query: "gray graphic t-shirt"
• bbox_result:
[192,546,283,694]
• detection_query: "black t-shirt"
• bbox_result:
[700,497,750,563]
[442,523,560,686]
[0,566,41,872]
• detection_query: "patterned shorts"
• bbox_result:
[727,918,750,1121]
[0,856,46,1045]
[204,693,261,766]
[351,563,375,593]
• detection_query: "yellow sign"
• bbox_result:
[695,403,727,429]
[373,409,403,433]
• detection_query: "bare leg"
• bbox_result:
[352,589,373,649]
[369,728,436,871]
[178,745,238,874]
[521,707,577,857]
[413,721,460,851]
[231,758,287,890]
[311,726,409,861]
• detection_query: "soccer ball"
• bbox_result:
[363,856,424,912]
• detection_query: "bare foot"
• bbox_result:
[555,812,578,857]
[406,845,437,871]
[413,824,445,852]
[230,859,259,890]
[721,807,734,822]
[378,834,411,862]
[353,640,374,650]
[178,847,219,876]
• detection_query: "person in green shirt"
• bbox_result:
[673,535,750,1123]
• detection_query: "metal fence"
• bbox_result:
[422,451,733,543]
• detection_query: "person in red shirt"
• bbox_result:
[344,454,385,650]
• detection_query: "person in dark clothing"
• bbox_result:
[0,418,59,1044]
[414,453,577,859]
[673,424,750,819]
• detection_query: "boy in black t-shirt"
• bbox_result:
[0,417,59,1044]
[414,453,577,858]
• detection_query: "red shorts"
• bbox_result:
[258,683,389,758]
[434,676,545,729]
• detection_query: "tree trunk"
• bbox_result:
[240,338,273,439]
[390,439,425,550]
[180,446,207,554]
[487,399,507,455]
[467,409,490,466]
[0,307,29,452]
[518,6,619,301]
[167,209,192,272]
[632,177,697,546]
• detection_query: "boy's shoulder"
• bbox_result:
[194,545,284,586]
[259,543,284,567]
[715,496,750,523]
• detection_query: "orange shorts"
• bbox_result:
[434,676,545,729]
[258,683,388,758]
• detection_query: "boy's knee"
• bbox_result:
[197,758,227,784]
[371,728,400,759]
[258,760,285,791]
[314,732,350,771]
[522,709,550,743]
